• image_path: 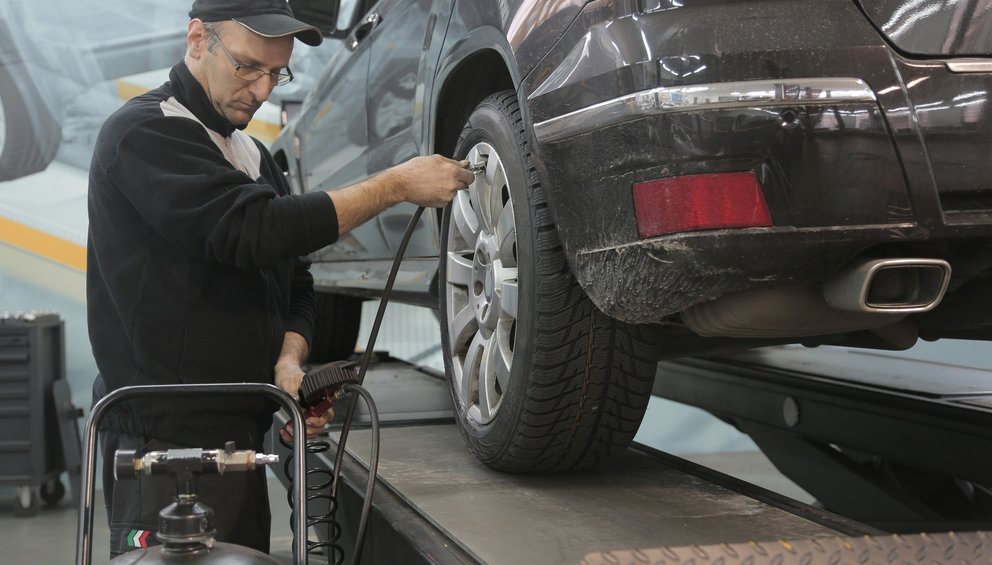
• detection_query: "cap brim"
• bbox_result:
[233,14,323,46]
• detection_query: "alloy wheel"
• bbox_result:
[444,142,519,425]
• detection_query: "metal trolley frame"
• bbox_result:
[74,383,310,564]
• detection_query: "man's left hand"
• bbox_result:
[275,361,305,400]
[279,412,333,443]
[275,362,334,441]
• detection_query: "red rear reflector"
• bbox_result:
[632,171,772,238]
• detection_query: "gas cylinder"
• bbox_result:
[109,542,279,564]
[108,445,282,564]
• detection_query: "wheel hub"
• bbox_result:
[471,235,501,333]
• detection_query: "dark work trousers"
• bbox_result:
[100,430,271,558]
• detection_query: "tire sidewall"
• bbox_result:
[310,292,363,363]
[440,94,538,462]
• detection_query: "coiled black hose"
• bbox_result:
[284,205,423,565]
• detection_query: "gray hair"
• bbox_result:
[203,21,224,52]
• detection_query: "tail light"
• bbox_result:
[632,171,772,238]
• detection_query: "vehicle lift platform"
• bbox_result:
[269,349,992,564]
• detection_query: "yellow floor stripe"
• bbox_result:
[0,217,86,272]
[116,80,149,103]
[246,120,280,145]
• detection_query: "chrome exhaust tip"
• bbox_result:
[823,258,951,314]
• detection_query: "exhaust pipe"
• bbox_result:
[681,258,951,340]
[823,258,951,314]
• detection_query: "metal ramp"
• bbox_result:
[656,345,992,534]
[270,351,992,564]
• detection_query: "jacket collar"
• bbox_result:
[169,62,240,138]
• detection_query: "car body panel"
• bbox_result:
[367,0,453,260]
[439,0,584,84]
[857,0,992,56]
[886,57,992,221]
[294,18,375,266]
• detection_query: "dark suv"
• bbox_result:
[274,0,992,472]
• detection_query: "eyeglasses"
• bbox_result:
[209,29,294,87]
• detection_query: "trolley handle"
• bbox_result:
[74,383,309,565]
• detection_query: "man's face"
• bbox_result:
[189,20,294,126]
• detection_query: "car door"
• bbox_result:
[296,2,370,190]
[365,0,454,259]
[291,0,388,264]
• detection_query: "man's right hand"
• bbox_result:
[327,154,478,236]
[385,155,476,208]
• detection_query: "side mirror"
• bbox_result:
[289,0,364,40]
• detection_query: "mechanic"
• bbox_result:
[86,0,475,557]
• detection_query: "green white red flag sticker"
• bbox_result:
[127,529,152,548]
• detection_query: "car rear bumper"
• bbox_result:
[572,223,992,324]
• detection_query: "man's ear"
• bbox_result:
[187,19,208,60]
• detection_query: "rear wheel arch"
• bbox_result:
[432,49,515,158]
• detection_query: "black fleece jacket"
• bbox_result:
[87,62,339,445]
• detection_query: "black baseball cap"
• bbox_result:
[189,0,323,46]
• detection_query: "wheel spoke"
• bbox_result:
[449,300,478,353]
[475,162,496,234]
[461,331,487,416]
[489,327,512,399]
[452,191,479,248]
[488,162,508,227]
[446,252,473,287]
[486,161,509,234]
[499,276,518,319]
[496,200,516,265]
[477,332,503,421]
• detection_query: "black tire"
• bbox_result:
[439,91,657,472]
[309,292,363,363]
[39,477,65,506]
[0,56,61,181]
